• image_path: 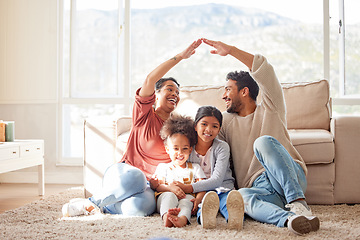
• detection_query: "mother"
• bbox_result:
[62,39,202,217]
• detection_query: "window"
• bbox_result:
[60,0,360,164]
[339,0,360,97]
[130,0,324,93]
[60,0,129,165]
[329,0,360,115]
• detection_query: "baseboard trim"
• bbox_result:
[0,171,83,184]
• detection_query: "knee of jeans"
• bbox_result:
[254,135,273,149]
[103,163,147,193]
[253,135,278,154]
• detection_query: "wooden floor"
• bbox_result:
[0,183,80,214]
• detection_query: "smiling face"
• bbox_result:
[165,133,192,168]
[195,116,221,144]
[155,80,180,113]
[223,79,243,114]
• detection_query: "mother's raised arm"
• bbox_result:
[140,39,202,97]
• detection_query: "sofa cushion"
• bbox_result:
[175,85,225,118]
[288,129,334,164]
[282,80,331,130]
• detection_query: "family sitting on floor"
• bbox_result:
[62,38,320,236]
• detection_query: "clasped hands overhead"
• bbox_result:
[178,38,233,60]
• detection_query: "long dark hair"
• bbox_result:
[194,106,223,127]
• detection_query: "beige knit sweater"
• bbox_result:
[218,54,306,189]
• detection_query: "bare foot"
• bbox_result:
[168,215,188,228]
[162,213,174,228]
[168,208,181,216]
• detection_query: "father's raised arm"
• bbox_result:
[202,38,254,71]
[140,39,202,97]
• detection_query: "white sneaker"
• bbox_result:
[226,190,244,230]
[200,191,219,229]
[285,201,312,216]
[287,215,320,235]
[62,198,101,217]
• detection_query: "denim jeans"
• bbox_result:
[238,135,307,227]
[89,162,156,216]
[196,191,230,223]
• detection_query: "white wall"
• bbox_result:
[0,0,83,184]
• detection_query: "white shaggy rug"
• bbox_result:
[1,187,359,240]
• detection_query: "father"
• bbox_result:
[202,38,320,235]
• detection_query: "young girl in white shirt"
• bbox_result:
[173,106,245,230]
[154,115,206,228]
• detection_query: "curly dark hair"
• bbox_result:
[226,71,259,101]
[160,114,197,147]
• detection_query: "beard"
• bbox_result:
[226,98,242,113]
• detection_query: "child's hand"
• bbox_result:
[191,198,200,215]
[149,176,159,190]
[172,181,193,193]
[168,184,186,199]
[172,181,185,189]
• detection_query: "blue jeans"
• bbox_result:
[238,135,307,227]
[89,163,156,216]
[196,191,230,223]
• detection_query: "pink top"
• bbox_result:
[195,147,212,179]
[121,88,171,179]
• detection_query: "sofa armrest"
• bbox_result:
[115,117,132,162]
[116,116,132,137]
[331,115,360,203]
[83,117,130,198]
